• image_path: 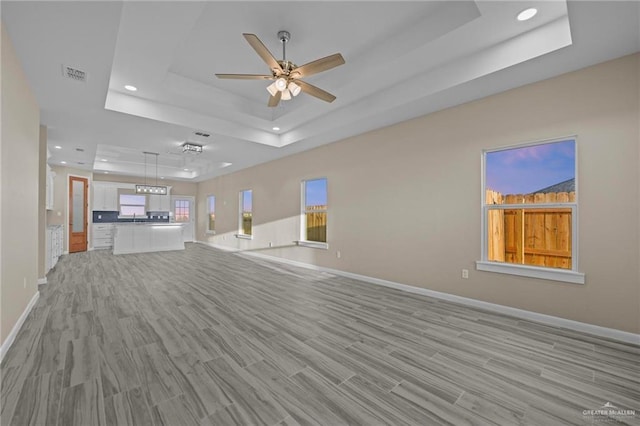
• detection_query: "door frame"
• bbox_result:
[66,173,91,253]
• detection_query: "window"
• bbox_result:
[238,189,252,237]
[119,194,146,216]
[301,178,328,247]
[477,138,584,284]
[207,195,215,233]
[174,200,190,223]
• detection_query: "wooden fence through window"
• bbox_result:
[305,205,327,243]
[487,190,575,269]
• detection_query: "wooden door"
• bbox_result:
[69,176,88,253]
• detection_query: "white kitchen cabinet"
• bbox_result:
[113,223,184,255]
[93,183,119,211]
[147,188,171,211]
[93,223,115,249]
[104,186,118,210]
[46,225,63,273]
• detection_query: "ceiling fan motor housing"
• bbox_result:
[277,30,290,43]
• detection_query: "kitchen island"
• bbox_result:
[112,222,184,255]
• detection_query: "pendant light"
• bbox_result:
[136,152,167,195]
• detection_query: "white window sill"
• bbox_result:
[235,234,253,240]
[475,261,585,284]
[296,240,328,250]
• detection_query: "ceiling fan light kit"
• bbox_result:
[288,81,301,97]
[215,30,345,107]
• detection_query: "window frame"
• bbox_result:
[174,199,190,223]
[299,177,328,249]
[237,189,253,239]
[118,194,146,217]
[476,136,584,284]
[206,195,215,234]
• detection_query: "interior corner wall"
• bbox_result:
[38,125,47,280]
[197,53,640,334]
[1,22,41,344]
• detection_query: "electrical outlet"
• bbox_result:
[336,251,341,259]
[462,269,469,279]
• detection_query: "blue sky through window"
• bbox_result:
[486,139,575,195]
[242,190,252,211]
[305,178,327,207]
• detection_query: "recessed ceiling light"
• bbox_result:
[60,161,67,164]
[54,145,62,149]
[517,7,537,21]
[104,171,109,174]
[184,168,189,171]
[101,159,108,162]
[124,85,137,91]
[272,126,280,131]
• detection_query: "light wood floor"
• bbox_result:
[1,243,639,425]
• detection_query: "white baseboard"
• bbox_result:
[228,249,639,345]
[0,291,40,363]
[37,277,47,285]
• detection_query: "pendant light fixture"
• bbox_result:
[136,151,167,195]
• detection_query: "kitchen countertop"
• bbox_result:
[114,222,183,226]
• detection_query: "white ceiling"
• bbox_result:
[2,1,639,182]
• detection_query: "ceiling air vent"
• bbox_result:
[62,65,87,82]
[194,132,210,137]
[75,147,84,152]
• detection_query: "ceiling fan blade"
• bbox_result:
[215,74,274,80]
[243,33,282,73]
[268,91,282,107]
[296,80,337,103]
[291,53,345,78]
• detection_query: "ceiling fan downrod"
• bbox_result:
[277,30,290,62]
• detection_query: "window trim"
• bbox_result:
[300,178,328,249]
[206,194,216,234]
[238,189,252,237]
[118,193,146,217]
[478,136,584,284]
[173,199,191,223]
[296,240,328,250]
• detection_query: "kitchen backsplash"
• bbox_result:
[93,211,170,223]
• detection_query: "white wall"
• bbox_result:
[197,54,639,334]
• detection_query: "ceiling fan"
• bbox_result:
[215,31,345,107]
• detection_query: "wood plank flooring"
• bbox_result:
[2,243,639,425]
